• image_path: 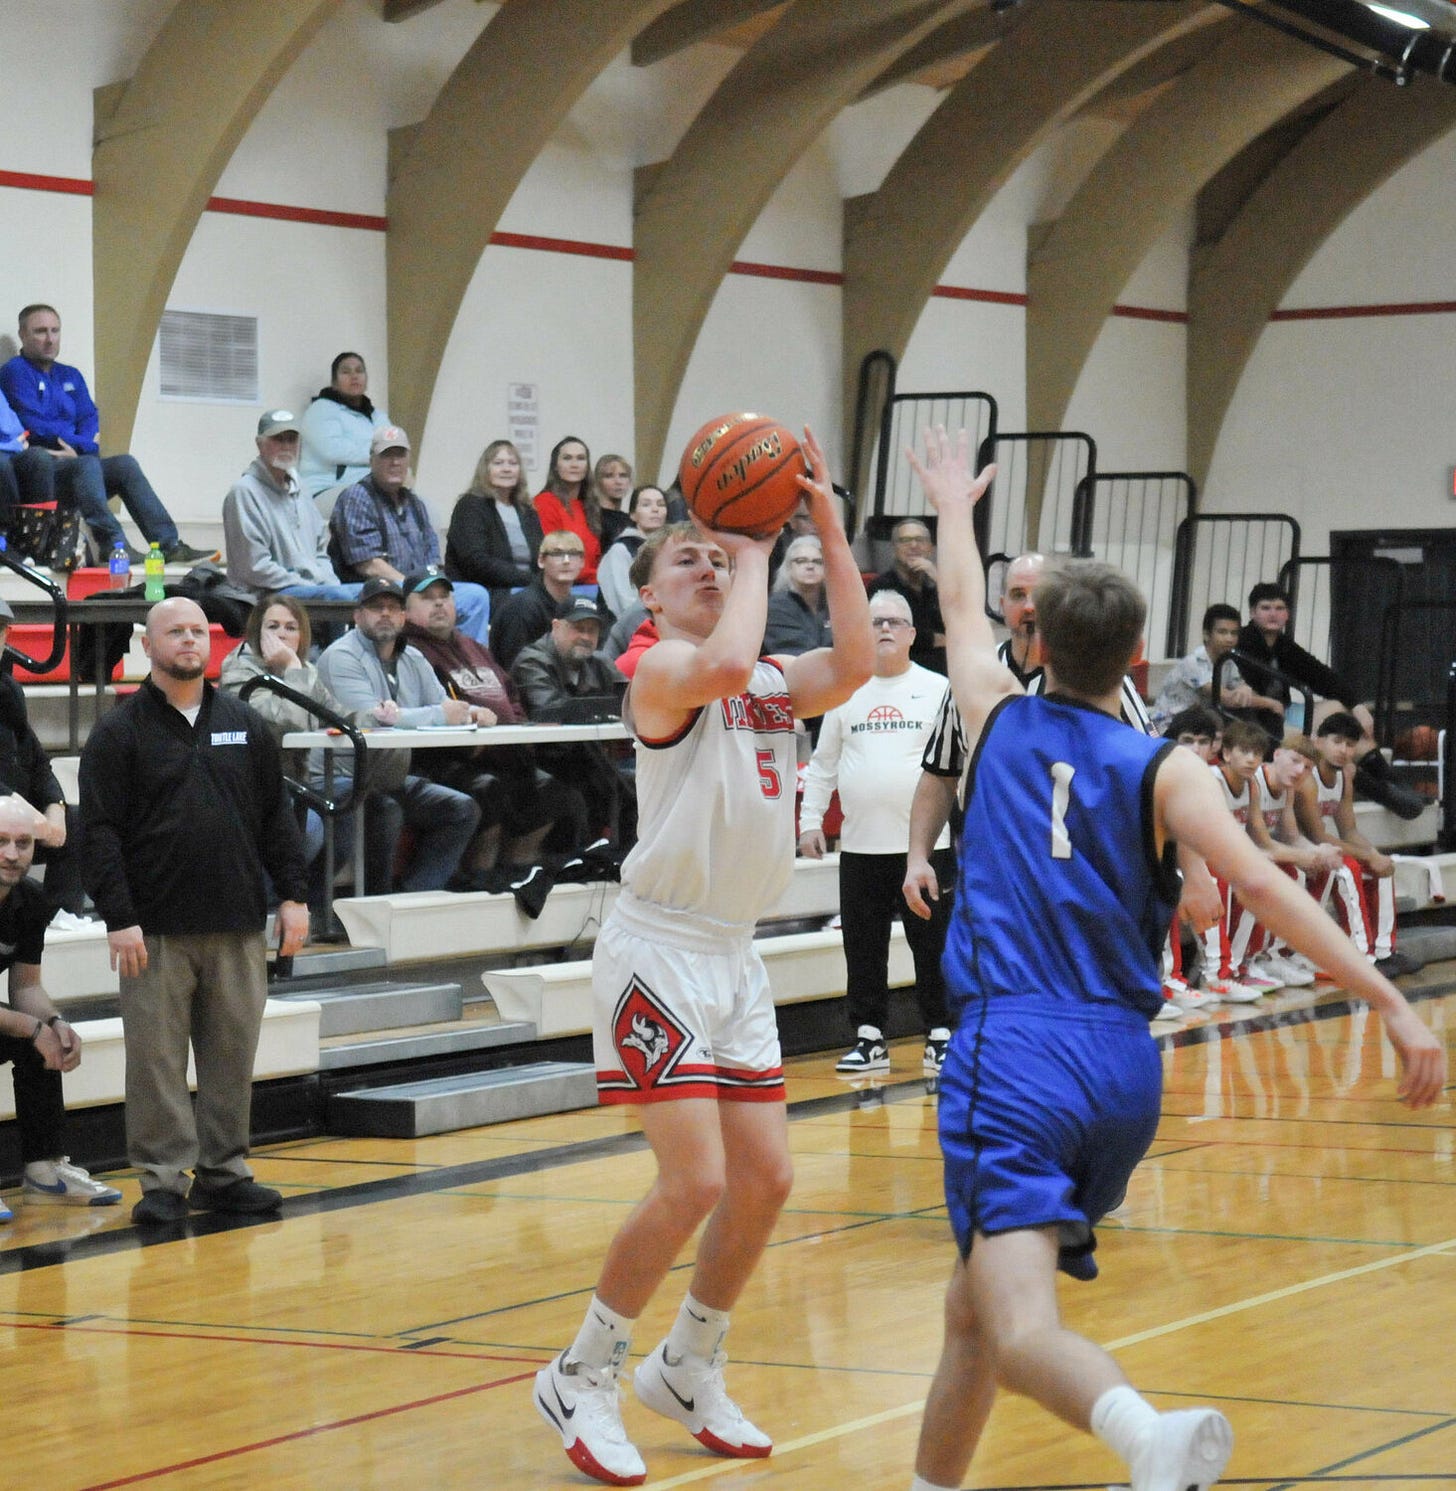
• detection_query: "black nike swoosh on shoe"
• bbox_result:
[551,1356,576,1419]
[660,1372,695,1414]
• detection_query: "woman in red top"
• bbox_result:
[534,434,602,583]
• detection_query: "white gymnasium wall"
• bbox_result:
[4,1,1453,561]
[1205,127,1456,547]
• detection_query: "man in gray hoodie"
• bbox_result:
[222,409,362,600]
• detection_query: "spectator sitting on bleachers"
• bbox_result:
[317,578,480,892]
[219,592,372,917]
[0,795,123,1219]
[488,528,585,671]
[402,568,578,875]
[511,596,630,845]
[0,599,87,925]
[0,303,214,565]
[1238,581,1423,818]
[765,534,831,655]
[298,351,391,502]
[222,409,362,601]
[1150,603,1279,735]
[596,484,667,619]
[444,440,544,612]
[328,425,492,644]
[0,382,68,540]
[534,435,602,584]
[594,453,634,549]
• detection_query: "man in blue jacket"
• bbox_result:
[0,304,214,565]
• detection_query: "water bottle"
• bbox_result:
[109,541,131,590]
[143,542,166,602]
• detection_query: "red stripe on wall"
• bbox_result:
[728,258,842,286]
[932,284,1028,306]
[1271,299,1456,321]
[490,230,633,261]
[0,168,93,196]
[205,196,388,232]
[1111,304,1188,324]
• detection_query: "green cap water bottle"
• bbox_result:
[144,542,166,602]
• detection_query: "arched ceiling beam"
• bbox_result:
[633,0,975,479]
[633,0,786,66]
[857,6,1019,100]
[842,1,1214,489]
[91,0,341,452]
[1187,75,1456,486]
[387,0,677,452]
[383,0,452,21]
[1025,20,1351,450]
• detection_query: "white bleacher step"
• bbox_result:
[270,979,461,1037]
[326,1062,597,1137]
[0,998,321,1121]
[318,1020,538,1072]
[1354,799,1440,852]
[331,854,842,965]
[484,924,912,1040]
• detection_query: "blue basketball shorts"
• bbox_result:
[938,999,1162,1279]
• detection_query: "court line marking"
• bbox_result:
[641,1234,1456,1488]
[76,1369,540,1491]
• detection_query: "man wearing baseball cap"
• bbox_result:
[223,408,363,601]
[317,574,481,891]
[327,425,493,644]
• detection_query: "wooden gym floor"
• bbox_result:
[1,977,1453,1491]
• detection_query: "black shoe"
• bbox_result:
[132,1189,190,1225]
[1375,949,1425,978]
[123,542,147,566]
[188,1177,282,1214]
[163,540,220,565]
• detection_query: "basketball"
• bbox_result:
[678,412,807,536]
[1396,724,1439,761]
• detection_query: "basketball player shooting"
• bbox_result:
[534,426,872,1486]
[903,427,1445,1491]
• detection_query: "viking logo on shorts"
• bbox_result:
[612,977,691,1090]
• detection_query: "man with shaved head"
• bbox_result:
[80,598,308,1226]
[0,796,121,1219]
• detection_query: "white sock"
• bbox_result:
[666,1291,729,1362]
[1091,1384,1160,1466]
[568,1294,635,1373]
[909,1476,957,1491]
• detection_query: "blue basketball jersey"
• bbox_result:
[943,692,1180,1022]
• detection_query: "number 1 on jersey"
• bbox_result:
[1049,761,1075,859]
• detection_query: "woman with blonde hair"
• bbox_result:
[764,533,831,655]
[446,439,545,611]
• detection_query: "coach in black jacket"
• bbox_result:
[79,598,308,1226]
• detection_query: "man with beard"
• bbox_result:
[79,599,308,1226]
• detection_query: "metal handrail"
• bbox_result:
[0,548,67,675]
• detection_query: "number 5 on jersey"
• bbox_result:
[756,748,783,799]
[1049,761,1075,860]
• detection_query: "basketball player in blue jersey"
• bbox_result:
[534,428,872,1485]
[903,428,1445,1491]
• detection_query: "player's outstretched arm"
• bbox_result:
[782,426,873,718]
[905,427,1012,743]
[1157,748,1446,1107]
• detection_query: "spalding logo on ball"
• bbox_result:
[679,412,807,537]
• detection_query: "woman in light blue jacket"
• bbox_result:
[299,351,392,500]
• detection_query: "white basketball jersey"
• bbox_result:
[1211,763,1250,825]
[1258,764,1289,832]
[1315,763,1344,822]
[620,658,797,928]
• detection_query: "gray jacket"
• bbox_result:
[223,458,341,594]
[317,626,451,728]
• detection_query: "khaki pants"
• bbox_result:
[119,930,267,1196]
